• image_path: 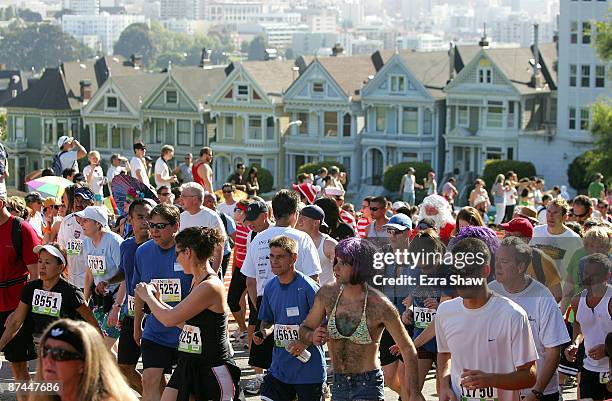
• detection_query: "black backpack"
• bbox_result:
[52,151,67,176]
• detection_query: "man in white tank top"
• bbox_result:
[564,253,612,401]
[296,205,337,286]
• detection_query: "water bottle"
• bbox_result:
[295,348,311,363]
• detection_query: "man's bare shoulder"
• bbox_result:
[317,282,341,307]
[367,286,398,314]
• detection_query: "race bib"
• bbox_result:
[274,324,300,348]
[600,371,610,384]
[127,295,135,317]
[178,324,202,354]
[152,278,182,302]
[32,289,62,317]
[460,386,498,401]
[66,239,83,256]
[87,255,106,276]
[414,306,436,329]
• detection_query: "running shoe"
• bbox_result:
[244,374,264,395]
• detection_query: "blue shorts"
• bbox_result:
[332,369,384,401]
[403,192,415,206]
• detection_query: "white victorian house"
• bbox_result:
[282,54,376,188]
[444,43,557,179]
[208,60,297,188]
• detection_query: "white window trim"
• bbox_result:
[375,107,386,133]
[485,101,504,129]
[389,74,406,94]
[400,106,419,135]
[235,83,250,101]
[246,114,263,141]
[311,82,325,97]
[457,105,469,128]
[223,116,235,139]
[478,67,493,84]
[105,95,119,111]
[15,116,25,140]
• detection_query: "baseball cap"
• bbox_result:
[74,206,108,227]
[57,136,72,149]
[392,201,406,210]
[74,187,94,201]
[43,197,62,208]
[24,192,43,204]
[133,142,146,151]
[383,213,412,231]
[33,244,66,266]
[292,182,320,205]
[299,205,328,228]
[244,201,268,222]
[499,217,533,239]
[324,187,345,197]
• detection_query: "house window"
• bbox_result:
[298,112,308,134]
[111,127,120,148]
[44,119,53,143]
[312,82,324,95]
[581,65,590,87]
[478,68,492,84]
[248,116,262,140]
[580,108,589,130]
[15,117,24,140]
[165,90,178,104]
[457,106,469,127]
[595,65,605,88]
[569,64,577,87]
[71,119,79,136]
[194,122,204,146]
[95,124,108,148]
[570,21,578,44]
[507,102,515,128]
[402,107,418,134]
[342,113,351,137]
[236,85,249,101]
[224,116,234,139]
[569,107,576,129]
[486,147,503,160]
[155,119,165,143]
[57,120,67,138]
[423,108,432,135]
[422,152,433,166]
[390,75,405,93]
[266,117,274,140]
[582,22,591,44]
[375,107,385,132]
[106,96,118,110]
[401,152,418,162]
[177,120,191,145]
[324,112,337,137]
[486,101,503,128]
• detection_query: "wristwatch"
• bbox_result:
[531,389,544,400]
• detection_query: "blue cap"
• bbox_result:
[383,213,412,231]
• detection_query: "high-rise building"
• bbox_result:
[160,0,203,20]
[64,0,99,15]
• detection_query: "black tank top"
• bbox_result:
[179,275,231,366]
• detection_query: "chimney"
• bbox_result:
[479,23,489,48]
[295,56,307,75]
[199,48,211,67]
[448,42,455,82]
[531,23,542,88]
[371,50,384,72]
[130,54,143,69]
[292,66,299,81]
[331,43,344,57]
[80,80,92,101]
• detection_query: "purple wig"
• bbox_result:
[447,225,500,257]
[334,237,377,285]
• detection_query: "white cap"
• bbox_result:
[324,187,345,197]
[57,136,73,149]
[474,195,488,206]
[33,244,66,266]
[392,201,406,210]
[74,206,108,227]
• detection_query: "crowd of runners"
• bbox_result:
[0,138,610,401]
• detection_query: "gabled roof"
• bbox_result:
[0,70,30,107]
[168,66,228,104]
[241,59,298,98]
[102,74,166,111]
[6,67,70,110]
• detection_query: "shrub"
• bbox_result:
[297,161,346,182]
[251,164,273,194]
[383,162,431,193]
[567,152,594,193]
[482,160,536,188]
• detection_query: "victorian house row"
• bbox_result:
[3,43,558,192]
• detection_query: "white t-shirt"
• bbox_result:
[57,213,88,289]
[106,165,126,183]
[537,207,547,226]
[130,156,147,183]
[83,165,105,196]
[529,225,582,279]
[504,187,517,206]
[154,157,170,189]
[59,151,78,173]
[217,201,237,218]
[180,208,227,240]
[28,211,44,239]
[489,279,570,396]
[435,294,538,401]
[241,226,322,296]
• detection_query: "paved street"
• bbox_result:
[0,327,579,401]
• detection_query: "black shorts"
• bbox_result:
[261,373,324,401]
[558,322,583,377]
[141,338,178,373]
[248,296,273,369]
[416,346,437,360]
[167,361,242,401]
[248,296,259,326]
[117,315,141,365]
[379,329,400,366]
[0,310,36,363]
[227,267,247,313]
[579,368,612,401]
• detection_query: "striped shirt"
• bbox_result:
[234,223,251,269]
[340,209,357,232]
[356,217,370,238]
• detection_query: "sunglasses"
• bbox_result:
[159,192,171,196]
[369,207,380,212]
[386,228,401,235]
[42,346,83,362]
[417,223,434,230]
[148,222,172,230]
[570,209,588,218]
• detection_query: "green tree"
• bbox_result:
[0,23,92,70]
[247,36,266,61]
[114,23,156,67]
[0,113,7,141]
[17,8,42,22]
[594,18,612,64]
[586,101,612,183]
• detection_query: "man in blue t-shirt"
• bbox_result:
[132,204,192,401]
[253,235,326,401]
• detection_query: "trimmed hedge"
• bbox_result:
[250,164,273,194]
[482,160,536,188]
[567,152,593,193]
[297,162,346,181]
[383,162,432,193]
